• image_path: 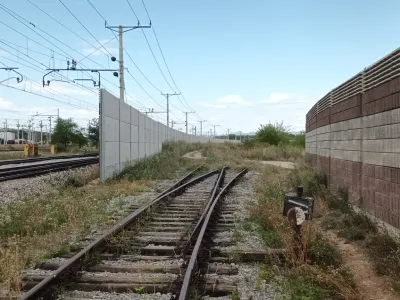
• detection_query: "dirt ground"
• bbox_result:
[185,147,397,299]
[183,150,204,160]
[183,150,295,169]
[325,230,398,300]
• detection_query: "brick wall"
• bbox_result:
[305,78,400,229]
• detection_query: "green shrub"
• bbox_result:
[287,276,327,300]
[292,132,305,148]
[255,122,290,146]
[117,142,199,180]
[287,166,326,197]
[308,235,342,268]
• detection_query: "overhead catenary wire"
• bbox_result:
[0,44,99,96]
[126,0,177,94]
[0,38,65,61]
[141,0,201,119]
[86,0,171,112]
[0,61,98,110]
[58,0,113,57]
[26,0,114,59]
[0,4,149,110]
[86,0,167,94]
[0,4,122,93]
[0,80,98,111]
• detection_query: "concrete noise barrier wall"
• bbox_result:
[100,89,236,180]
[305,47,400,231]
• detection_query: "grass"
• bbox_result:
[0,171,151,296]
[118,141,201,180]
[320,187,400,292]
[248,164,360,299]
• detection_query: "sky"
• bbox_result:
[1,0,400,135]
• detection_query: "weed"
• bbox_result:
[286,276,327,300]
[134,286,145,294]
[308,234,342,268]
[338,213,375,241]
[287,165,326,197]
[256,265,277,289]
[0,179,150,294]
[366,234,400,278]
[118,141,199,180]
[251,164,359,299]
[230,290,240,300]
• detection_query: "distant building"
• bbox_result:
[0,132,15,144]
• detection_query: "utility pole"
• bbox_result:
[161,93,180,128]
[40,120,43,144]
[239,131,242,142]
[21,125,24,141]
[48,116,52,144]
[212,125,220,138]
[227,128,230,140]
[106,23,151,102]
[184,112,195,134]
[4,120,7,144]
[199,120,207,136]
[194,126,197,136]
[17,120,20,142]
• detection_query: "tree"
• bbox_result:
[255,122,290,145]
[88,117,99,148]
[51,118,87,150]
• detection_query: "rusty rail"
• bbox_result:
[178,168,248,300]
[22,165,217,300]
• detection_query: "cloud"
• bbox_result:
[0,97,13,109]
[263,93,293,103]
[200,94,253,109]
[218,95,252,106]
[200,103,226,109]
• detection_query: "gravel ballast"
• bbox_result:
[0,164,99,205]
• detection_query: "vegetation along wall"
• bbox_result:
[306,48,400,230]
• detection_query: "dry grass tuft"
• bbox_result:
[0,176,151,295]
[249,164,360,299]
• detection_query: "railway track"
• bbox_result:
[9,167,253,300]
[0,153,98,167]
[0,157,99,182]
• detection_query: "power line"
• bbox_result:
[86,0,169,110]
[141,0,202,120]
[26,0,113,59]
[0,80,97,111]
[86,0,165,94]
[58,0,113,57]
[0,61,98,110]
[0,5,148,110]
[0,38,65,62]
[0,45,99,96]
[126,69,164,109]
[0,4,120,92]
[126,0,177,93]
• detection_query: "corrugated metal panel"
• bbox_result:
[364,48,400,91]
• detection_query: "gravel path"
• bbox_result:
[207,171,283,300]
[0,165,99,205]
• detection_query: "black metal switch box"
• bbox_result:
[283,186,314,221]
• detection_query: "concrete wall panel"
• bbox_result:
[120,122,130,143]
[100,89,239,181]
